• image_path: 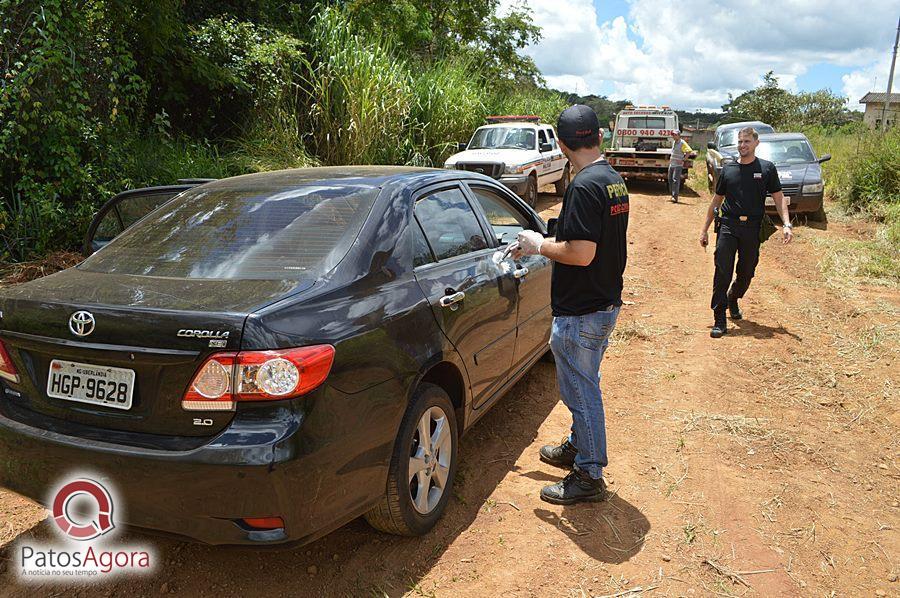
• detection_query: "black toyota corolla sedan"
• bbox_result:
[0,167,552,545]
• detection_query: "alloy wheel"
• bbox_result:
[408,406,452,514]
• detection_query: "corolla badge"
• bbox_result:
[68,311,96,337]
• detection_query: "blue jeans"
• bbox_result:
[668,165,683,200]
[549,306,620,480]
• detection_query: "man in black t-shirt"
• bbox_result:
[512,105,629,505]
[699,127,793,338]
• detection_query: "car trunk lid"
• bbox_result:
[0,269,309,438]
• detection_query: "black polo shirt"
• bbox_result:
[715,157,781,218]
[551,160,629,317]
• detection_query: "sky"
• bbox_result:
[499,0,900,112]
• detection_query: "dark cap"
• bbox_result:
[557,104,600,141]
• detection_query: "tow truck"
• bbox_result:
[604,105,693,182]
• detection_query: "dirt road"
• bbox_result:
[1,178,897,597]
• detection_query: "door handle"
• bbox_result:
[439,291,465,307]
[513,266,529,279]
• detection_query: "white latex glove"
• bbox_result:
[515,230,544,256]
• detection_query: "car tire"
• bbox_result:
[364,383,458,536]
[554,164,570,196]
[525,174,538,207]
[808,203,827,223]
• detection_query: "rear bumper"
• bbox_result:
[0,378,405,546]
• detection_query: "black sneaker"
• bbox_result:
[710,323,727,338]
[540,468,607,505]
[539,437,578,469]
[728,297,743,320]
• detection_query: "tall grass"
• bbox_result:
[410,60,487,165]
[303,8,414,166]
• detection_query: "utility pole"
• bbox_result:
[881,15,900,132]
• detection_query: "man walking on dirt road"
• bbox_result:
[699,126,793,338]
[511,104,629,505]
[668,129,694,203]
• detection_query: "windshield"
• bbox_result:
[756,139,816,164]
[80,183,378,280]
[469,127,536,150]
[719,125,775,147]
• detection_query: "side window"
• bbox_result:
[546,128,558,149]
[116,192,180,228]
[410,220,435,268]
[469,186,530,246]
[415,188,488,261]
[538,129,548,145]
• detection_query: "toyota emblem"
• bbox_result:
[69,311,95,337]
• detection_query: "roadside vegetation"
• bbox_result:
[0,0,566,262]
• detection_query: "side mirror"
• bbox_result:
[457,142,468,152]
[707,141,717,150]
[818,154,832,163]
[540,142,552,153]
[546,218,558,237]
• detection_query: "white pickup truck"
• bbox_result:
[444,116,570,206]
[604,105,693,182]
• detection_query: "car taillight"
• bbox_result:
[182,345,335,411]
[0,339,19,384]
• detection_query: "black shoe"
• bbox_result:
[710,323,727,338]
[728,297,743,320]
[540,468,607,505]
[539,437,578,469]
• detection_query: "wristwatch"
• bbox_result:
[783,222,793,229]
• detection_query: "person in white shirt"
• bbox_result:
[668,129,695,203]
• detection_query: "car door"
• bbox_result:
[82,184,207,256]
[546,128,567,179]
[464,182,552,375]
[412,184,519,408]
[536,129,555,186]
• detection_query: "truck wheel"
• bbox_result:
[554,164,570,196]
[524,175,538,207]
[364,383,458,536]
[808,203,827,223]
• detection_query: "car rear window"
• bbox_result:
[80,183,378,280]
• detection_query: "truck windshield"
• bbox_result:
[625,116,667,128]
[469,127,536,150]
[756,139,816,164]
[719,125,775,147]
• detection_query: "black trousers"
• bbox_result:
[710,221,760,319]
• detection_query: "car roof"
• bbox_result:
[186,166,497,192]
[715,121,772,132]
[758,132,809,141]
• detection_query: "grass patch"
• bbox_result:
[813,234,900,288]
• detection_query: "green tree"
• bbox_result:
[722,71,798,127]
[344,0,542,83]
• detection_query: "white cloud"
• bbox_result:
[502,0,897,111]
[842,55,900,110]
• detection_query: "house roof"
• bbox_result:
[859,92,900,104]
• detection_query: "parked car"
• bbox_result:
[444,116,569,207]
[756,132,831,221]
[0,166,553,545]
[705,120,775,191]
